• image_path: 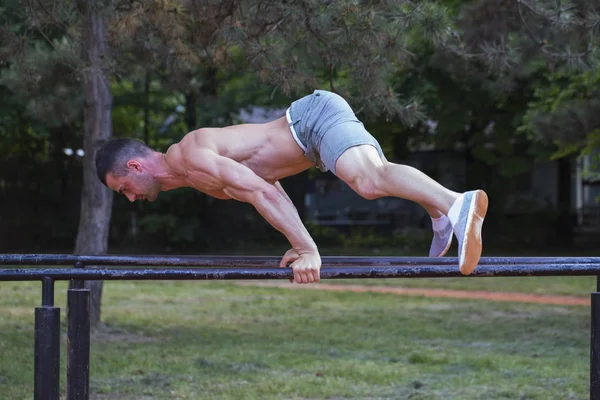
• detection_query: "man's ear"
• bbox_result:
[126,160,143,173]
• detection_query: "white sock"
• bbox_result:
[447,194,465,226]
[431,214,450,232]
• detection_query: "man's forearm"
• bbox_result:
[251,187,318,254]
[274,181,295,206]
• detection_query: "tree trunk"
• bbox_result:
[74,0,113,328]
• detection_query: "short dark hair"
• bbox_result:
[95,138,153,185]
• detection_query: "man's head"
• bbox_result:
[95,138,161,202]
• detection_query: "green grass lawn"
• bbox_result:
[329,276,596,297]
[0,279,591,399]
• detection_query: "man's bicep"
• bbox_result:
[188,150,262,190]
[212,155,275,201]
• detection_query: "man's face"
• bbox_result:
[105,161,160,202]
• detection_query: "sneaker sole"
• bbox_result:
[459,190,488,275]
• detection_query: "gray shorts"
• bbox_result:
[286,90,383,175]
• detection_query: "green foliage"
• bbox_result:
[519,68,600,181]
[0,0,458,156]
[389,47,543,180]
[451,0,600,153]
[305,223,345,247]
[453,0,600,75]
[1,39,82,126]
[520,69,600,148]
[216,0,455,124]
[139,214,200,244]
[387,0,600,189]
[110,77,188,142]
[3,0,598,254]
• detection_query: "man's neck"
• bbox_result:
[149,152,187,191]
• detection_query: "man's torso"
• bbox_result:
[165,116,312,197]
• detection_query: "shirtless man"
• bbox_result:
[96,89,488,284]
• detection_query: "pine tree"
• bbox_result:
[443,0,600,240]
[447,0,600,151]
[1,0,454,326]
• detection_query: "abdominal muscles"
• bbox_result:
[218,120,312,183]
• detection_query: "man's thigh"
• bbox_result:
[334,144,385,183]
[318,121,384,176]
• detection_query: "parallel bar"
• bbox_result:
[67,289,90,400]
[34,307,60,400]
[592,292,600,399]
[1,254,600,267]
[3,264,600,281]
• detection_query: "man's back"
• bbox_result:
[168,116,313,185]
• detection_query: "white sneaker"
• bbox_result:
[429,216,453,257]
[447,190,489,275]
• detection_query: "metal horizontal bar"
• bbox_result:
[0,254,599,267]
[2,264,600,281]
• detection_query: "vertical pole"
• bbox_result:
[67,262,90,400]
[71,261,85,290]
[34,277,60,400]
[42,276,55,306]
[591,276,600,400]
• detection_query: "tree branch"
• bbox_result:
[517,0,592,61]
[302,12,335,92]
[25,0,78,54]
[517,0,547,48]
[517,0,552,19]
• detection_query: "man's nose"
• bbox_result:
[127,193,136,202]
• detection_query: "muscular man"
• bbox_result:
[95,89,488,283]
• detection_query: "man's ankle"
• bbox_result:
[431,214,449,231]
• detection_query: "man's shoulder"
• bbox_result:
[179,128,222,150]
[172,140,220,171]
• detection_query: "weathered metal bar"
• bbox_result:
[592,291,600,400]
[67,288,90,400]
[34,306,60,400]
[2,264,600,281]
[0,254,599,267]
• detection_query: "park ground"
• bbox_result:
[0,244,596,399]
